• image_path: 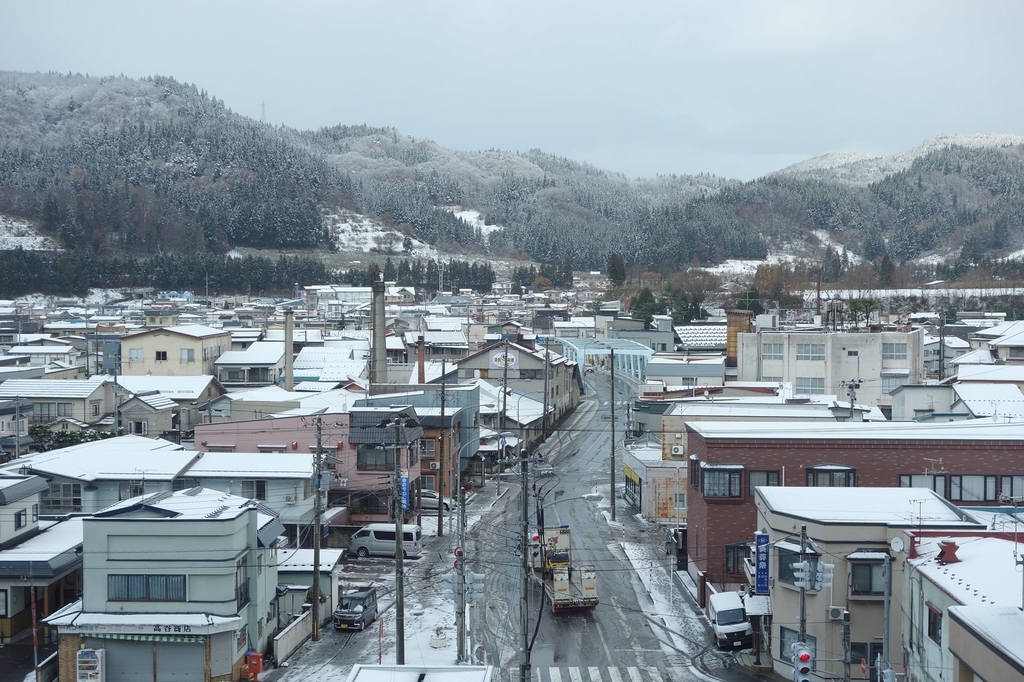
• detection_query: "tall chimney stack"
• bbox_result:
[283,309,294,391]
[370,271,387,385]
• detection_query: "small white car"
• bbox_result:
[419,489,456,510]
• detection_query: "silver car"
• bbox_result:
[419,489,456,510]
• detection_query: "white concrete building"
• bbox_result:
[736,328,925,414]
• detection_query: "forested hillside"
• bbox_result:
[3,70,1024,286]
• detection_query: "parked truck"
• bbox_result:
[530,524,599,612]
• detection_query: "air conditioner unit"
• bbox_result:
[828,606,846,621]
[671,446,685,456]
[284,495,296,505]
[429,462,441,470]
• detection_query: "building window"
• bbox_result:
[882,376,907,394]
[421,474,436,491]
[725,543,748,575]
[155,351,168,361]
[950,475,996,502]
[129,421,148,435]
[780,626,816,664]
[236,558,249,610]
[180,348,195,362]
[420,439,436,459]
[128,348,144,362]
[119,481,145,500]
[108,574,186,601]
[0,589,6,617]
[847,350,859,356]
[900,474,946,496]
[1001,475,1024,500]
[761,376,782,383]
[351,492,389,514]
[778,549,818,586]
[749,470,780,497]
[91,402,101,417]
[15,509,27,529]
[702,468,742,498]
[689,458,700,488]
[241,480,268,501]
[851,562,885,595]
[172,478,199,492]
[927,604,942,643]
[44,482,82,513]
[31,504,38,522]
[795,377,826,394]
[357,444,395,471]
[796,343,825,361]
[806,466,856,487]
[762,343,783,361]
[883,342,908,360]
[674,493,687,509]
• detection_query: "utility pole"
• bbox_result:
[393,419,405,665]
[842,609,852,682]
[881,554,893,681]
[438,359,446,536]
[456,479,467,662]
[312,415,323,641]
[799,524,807,642]
[499,339,509,496]
[542,342,550,438]
[610,347,616,522]
[845,379,861,421]
[519,435,531,682]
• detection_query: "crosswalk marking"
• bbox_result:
[514,666,669,682]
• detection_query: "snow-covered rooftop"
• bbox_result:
[757,487,979,527]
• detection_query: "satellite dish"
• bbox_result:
[703,390,710,400]
[890,536,905,554]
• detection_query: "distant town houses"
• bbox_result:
[2,284,1024,677]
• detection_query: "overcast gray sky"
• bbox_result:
[3,1,1022,181]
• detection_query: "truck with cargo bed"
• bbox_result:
[530,524,598,612]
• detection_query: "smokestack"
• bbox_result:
[370,272,387,385]
[284,309,294,391]
[418,333,425,384]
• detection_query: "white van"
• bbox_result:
[707,591,752,650]
[348,523,422,559]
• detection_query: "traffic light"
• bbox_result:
[440,571,458,601]
[791,642,813,682]
[816,562,834,590]
[465,572,486,603]
[791,560,812,589]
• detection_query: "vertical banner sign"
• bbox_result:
[755,531,770,594]
[401,474,409,510]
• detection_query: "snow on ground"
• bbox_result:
[326,210,440,261]
[0,214,57,250]
[452,209,505,240]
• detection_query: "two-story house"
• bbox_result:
[0,397,32,458]
[214,341,286,388]
[0,436,199,515]
[120,325,230,377]
[0,474,82,643]
[0,377,114,428]
[113,375,226,434]
[46,488,284,682]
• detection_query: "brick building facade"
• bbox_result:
[684,419,1024,597]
